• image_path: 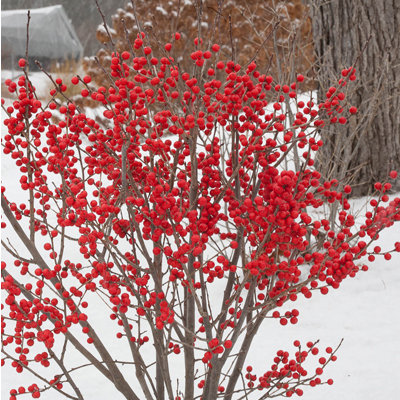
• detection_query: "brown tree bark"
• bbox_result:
[309,0,400,197]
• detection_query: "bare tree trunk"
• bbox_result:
[309,0,400,196]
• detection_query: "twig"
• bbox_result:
[93,56,117,90]
[245,20,280,68]
[95,0,115,48]
[35,61,84,112]
[122,19,136,56]
[228,15,235,61]
[25,10,31,65]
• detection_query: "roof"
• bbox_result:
[1,5,83,60]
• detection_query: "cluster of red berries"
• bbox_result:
[242,341,336,395]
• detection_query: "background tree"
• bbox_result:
[308,0,400,197]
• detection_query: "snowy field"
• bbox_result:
[1,70,399,399]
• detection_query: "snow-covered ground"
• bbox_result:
[1,71,399,399]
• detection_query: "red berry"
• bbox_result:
[349,106,357,114]
[344,185,352,194]
[224,340,232,349]
[320,287,329,295]
[121,51,130,60]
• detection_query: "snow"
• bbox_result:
[1,5,63,18]
[97,23,116,37]
[124,12,136,21]
[156,6,168,16]
[97,23,108,34]
[1,84,400,399]
[192,21,209,28]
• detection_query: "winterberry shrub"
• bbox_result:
[1,21,400,400]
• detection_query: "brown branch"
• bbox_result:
[121,19,136,56]
[1,195,140,400]
[245,20,280,68]
[25,10,31,64]
[95,0,115,47]
[1,350,79,400]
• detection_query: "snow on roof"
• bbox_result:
[1,5,63,17]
